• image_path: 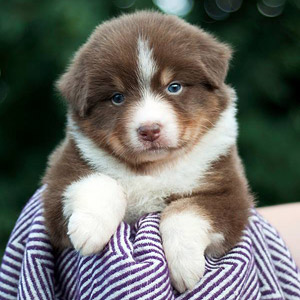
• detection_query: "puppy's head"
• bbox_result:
[57,11,232,167]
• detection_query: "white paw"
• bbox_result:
[67,211,115,255]
[166,246,206,293]
[160,210,212,293]
[63,173,127,255]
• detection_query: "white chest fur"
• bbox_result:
[68,102,237,223]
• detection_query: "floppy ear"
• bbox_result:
[56,50,89,117]
[197,30,232,89]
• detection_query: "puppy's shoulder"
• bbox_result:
[42,136,91,186]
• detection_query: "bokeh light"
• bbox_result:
[262,0,285,7]
[204,0,229,20]
[257,0,285,17]
[216,0,243,13]
[153,0,194,17]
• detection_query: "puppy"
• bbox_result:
[42,11,253,292]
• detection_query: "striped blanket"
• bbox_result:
[0,186,299,300]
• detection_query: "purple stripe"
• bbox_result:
[115,264,170,299]
[0,285,17,297]
[9,201,41,239]
[5,243,24,256]
[216,257,250,299]
[115,223,126,255]
[0,267,19,281]
[134,235,162,244]
[181,263,235,299]
[76,254,119,293]
[123,227,132,253]
[4,250,23,264]
[24,256,45,300]
[250,225,282,292]
[62,263,79,299]
[247,281,260,300]
[151,278,174,300]
[136,229,161,237]
[133,242,165,254]
[21,262,37,300]
[56,253,78,294]
[18,276,27,299]
[42,264,55,299]
[0,277,18,290]
[26,228,48,235]
[1,188,300,300]
[261,223,282,240]
[241,266,258,298]
[281,286,300,297]
[278,276,300,294]
[97,261,165,298]
[1,259,20,272]
[29,253,52,300]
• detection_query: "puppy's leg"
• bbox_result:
[160,199,222,293]
[63,173,127,255]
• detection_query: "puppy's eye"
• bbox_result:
[167,82,182,94]
[112,93,125,106]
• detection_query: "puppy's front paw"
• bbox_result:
[166,248,206,293]
[67,211,116,255]
[63,173,127,255]
[160,210,212,293]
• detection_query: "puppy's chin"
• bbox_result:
[134,148,171,163]
[116,143,188,167]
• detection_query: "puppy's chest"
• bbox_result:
[117,170,202,224]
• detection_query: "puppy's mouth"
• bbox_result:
[136,138,178,153]
[134,140,186,159]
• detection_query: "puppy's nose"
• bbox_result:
[138,123,161,142]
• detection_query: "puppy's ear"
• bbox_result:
[198,30,232,89]
[56,50,88,117]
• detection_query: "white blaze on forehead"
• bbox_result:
[137,37,157,87]
[133,37,179,151]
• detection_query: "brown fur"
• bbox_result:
[162,146,253,256]
[43,137,92,249]
[43,11,253,253]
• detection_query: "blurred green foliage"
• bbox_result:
[0,0,299,257]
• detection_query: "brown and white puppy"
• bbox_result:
[42,11,253,292]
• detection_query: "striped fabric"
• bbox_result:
[0,187,299,300]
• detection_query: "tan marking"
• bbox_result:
[160,68,174,86]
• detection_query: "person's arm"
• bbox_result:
[257,203,300,268]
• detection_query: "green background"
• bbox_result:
[0,0,299,257]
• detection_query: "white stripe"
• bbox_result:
[26,254,48,300]
[101,261,167,299]
[0,290,16,300]
[117,269,170,299]
[0,276,17,292]
[93,260,163,296]
[2,256,21,269]
[205,255,248,300]
[250,229,284,297]
[156,280,174,300]
[240,264,259,300]
[137,37,157,87]
[4,247,23,260]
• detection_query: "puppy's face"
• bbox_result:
[58,12,232,167]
